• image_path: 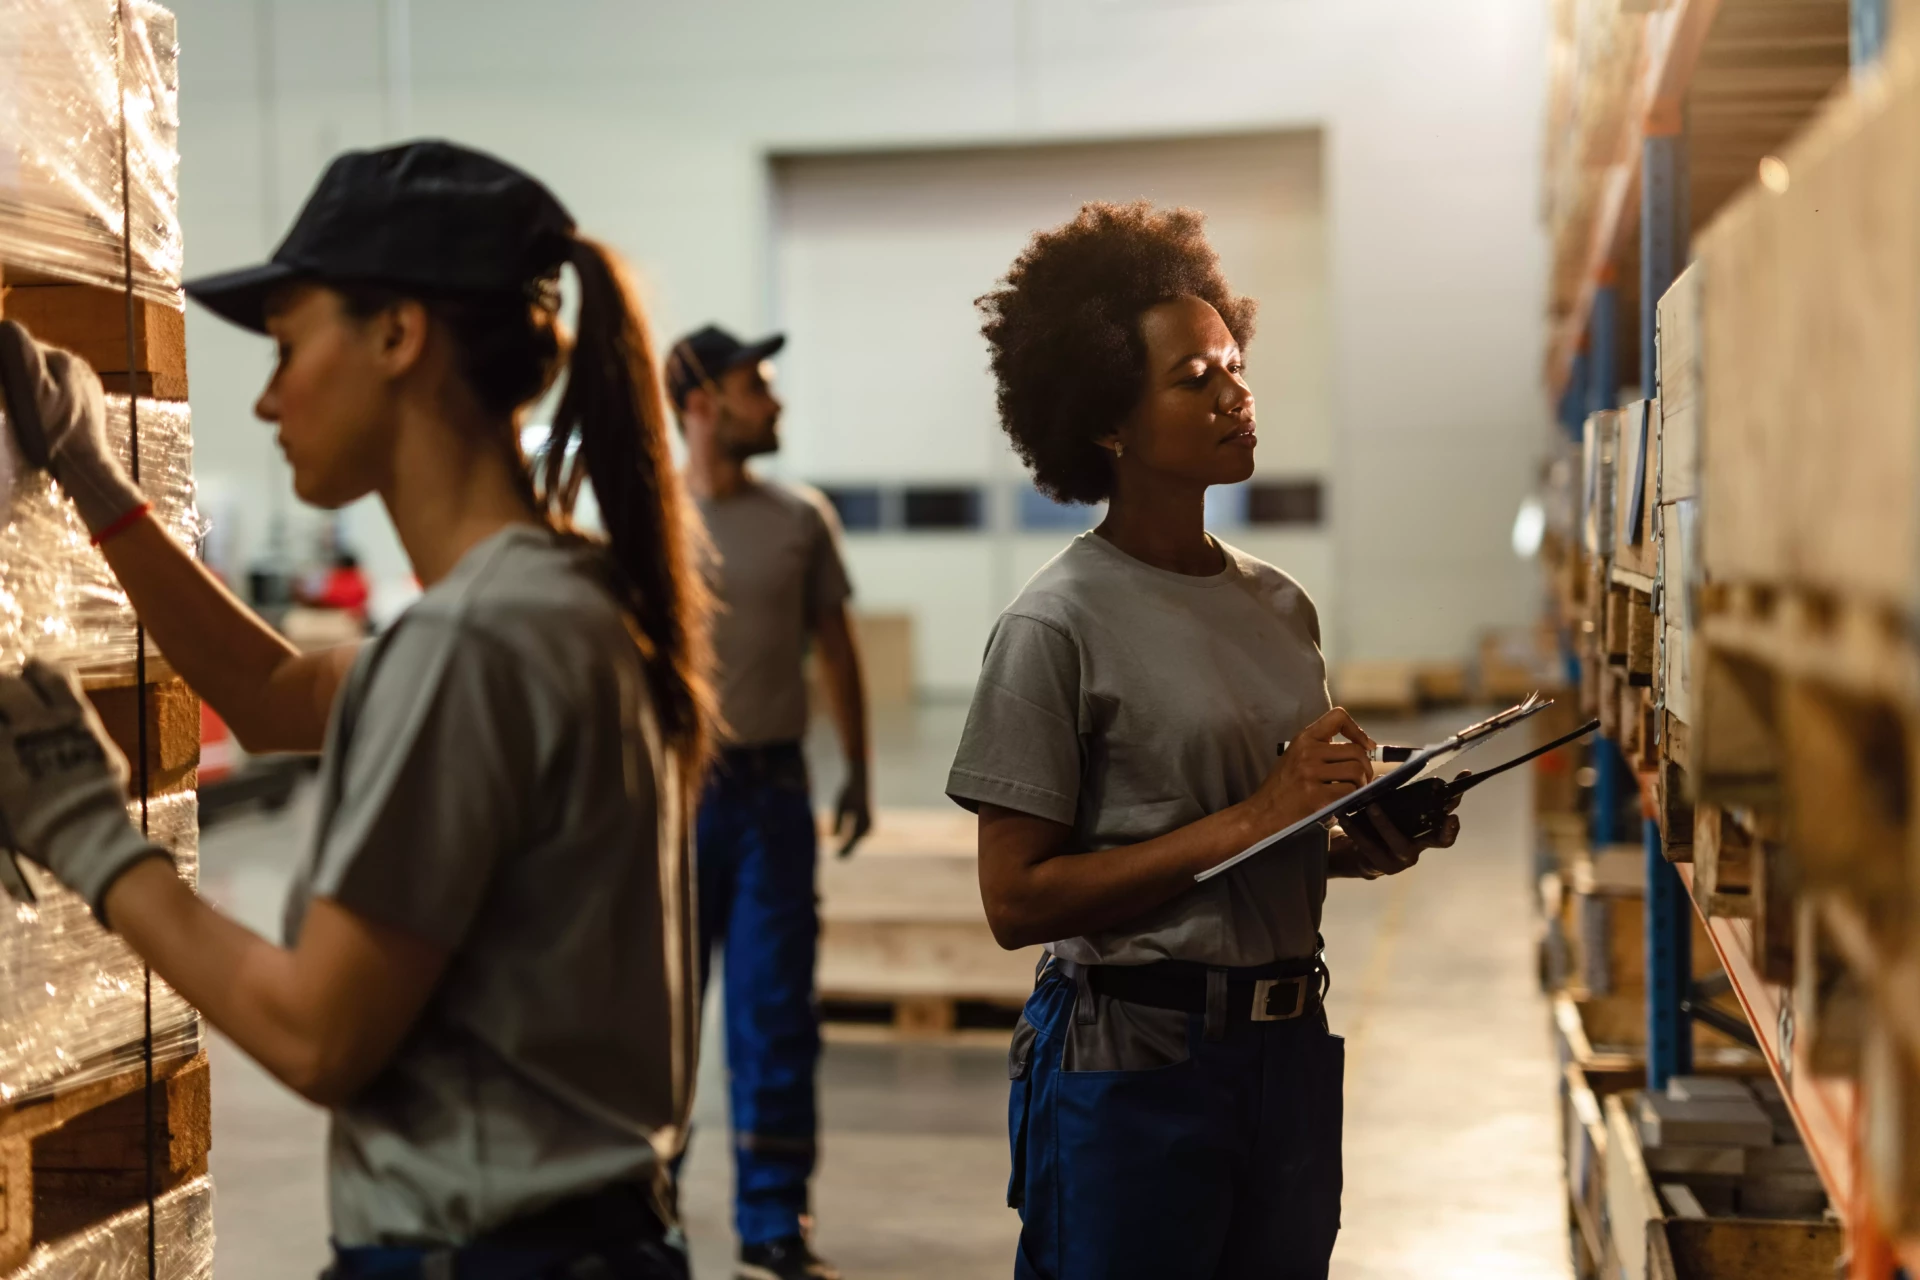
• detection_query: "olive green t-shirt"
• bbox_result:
[946,531,1332,967]
[694,479,852,748]
[282,525,699,1246]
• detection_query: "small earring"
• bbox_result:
[1113,441,1125,460]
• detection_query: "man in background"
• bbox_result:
[669,325,871,1280]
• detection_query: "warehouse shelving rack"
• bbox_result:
[1545,0,1916,1275]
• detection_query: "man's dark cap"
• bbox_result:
[665,325,786,410]
[183,140,577,333]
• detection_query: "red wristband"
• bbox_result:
[89,501,153,547]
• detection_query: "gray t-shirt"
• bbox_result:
[694,479,852,747]
[946,532,1332,967]
[282,525,699,1247]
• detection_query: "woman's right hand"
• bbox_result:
[0,320,145,535]
[1240,706,1377,840]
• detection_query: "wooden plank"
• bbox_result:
[1654,1216,1843,1279]
[1606,1092,1667,1280]
[1662,622,1695,724]
[1659,759,1696,861]
[0,282,187,401]
[891,998,958,1037]
[1628,591,1659,685]
[1692,805,1754,918]
[817,920,1037,1003]
[1657,264,1702,502]
[80,677,200,799]
[1565,1061,1613,1274]
[0,1052,207,1272]
[1749,817,1797,985]
[1692,640,1780,808]
[1615,401,1661,579]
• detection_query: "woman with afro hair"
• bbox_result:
[946,202,1462,1279]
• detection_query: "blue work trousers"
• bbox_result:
[324,1236,687,1280]
[695,742,823,1247]
[1007,966,1345,1279]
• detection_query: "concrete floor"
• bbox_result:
[196,705,1570,1279]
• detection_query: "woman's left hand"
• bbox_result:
[1335,772,1466,879]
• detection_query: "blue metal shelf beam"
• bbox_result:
[1642,123,1692,1089]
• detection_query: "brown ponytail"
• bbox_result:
[336,239,715,775]
[539,237,715,775]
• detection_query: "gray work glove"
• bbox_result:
[0,659,170,923]
[0,320,145,535]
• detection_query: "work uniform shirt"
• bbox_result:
[946,531,1331,967]
[694,479,852,747]
[282,525,699,1246]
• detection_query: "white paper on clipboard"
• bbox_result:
[1194,693,1559,883]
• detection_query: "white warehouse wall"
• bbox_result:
[774,133,1331,695]
[165,0,1549,681]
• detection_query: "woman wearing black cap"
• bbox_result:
[0,142,708,1279]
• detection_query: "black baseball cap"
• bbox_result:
[184,140,576,334]
[665,325,786,410]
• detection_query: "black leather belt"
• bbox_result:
[1058,955,1327,1024]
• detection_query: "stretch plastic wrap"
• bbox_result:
[0,789,198,1104]
[0,396,200,676]
[10,1175,212,1279]
[0,0,182,304]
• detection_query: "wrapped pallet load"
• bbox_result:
[0,2,211,1276]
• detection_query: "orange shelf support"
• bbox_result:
[1676,864,1905,1277]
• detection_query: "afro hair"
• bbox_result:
[976,201,1255,505]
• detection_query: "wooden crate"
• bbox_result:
[0,1053,209,1272]
[1692,584,1916,934]
[1611,1078,1844,1279]
[1693,34,1920,612]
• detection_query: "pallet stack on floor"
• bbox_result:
[0,2,212,1277]
[816,808,1040,1038]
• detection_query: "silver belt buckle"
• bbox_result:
[1251,977,1307,1021]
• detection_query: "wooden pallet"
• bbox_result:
[1692,583,1915,938]
[0,1051,209,1273]
[817,808,1040,1038]
[81,665,200,800]
[0,276,187,402]
[0,278,186,401]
